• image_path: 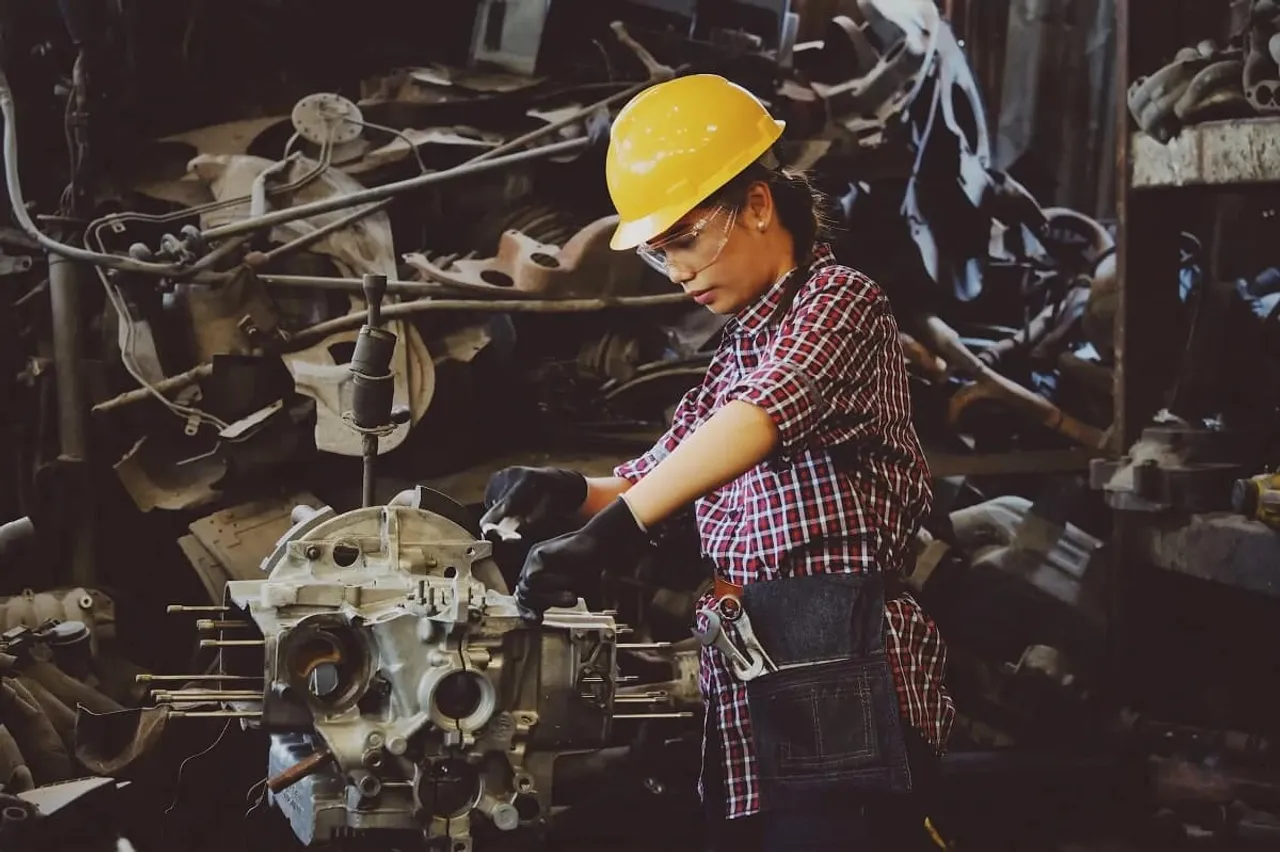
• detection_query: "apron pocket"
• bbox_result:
[747,654,912,808]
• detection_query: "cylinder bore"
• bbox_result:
[415,757,481,818]
[436,671,484,720]
[281,622,371,710]
[425,670,496,733]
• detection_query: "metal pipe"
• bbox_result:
[249,201,390,266]
[0,69,205,275]
[199,137,590,242]
[48,250,94,587]
[266,264,540,298]
[362,437,376,508]
[48,254,86,459]
[153,691,263,701]
[136,674,262,683]
[199,639,264,648]
[167,605,229,613]
[196,619,250,631]
[287,291,692,348]
[167,710,260,719]
[267,748,334,794]
[92,362,213,414]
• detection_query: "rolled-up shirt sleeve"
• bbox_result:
[725,282,893,454]
[613,383,704,483]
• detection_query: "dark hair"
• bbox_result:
[707,160,838,265]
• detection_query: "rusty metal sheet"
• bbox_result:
[1132,118,1280,188]
[180,493,324,602]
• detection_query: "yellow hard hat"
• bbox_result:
[605,74,786,251]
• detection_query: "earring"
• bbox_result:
[757,221,766,231]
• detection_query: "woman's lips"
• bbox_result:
[690,289,715,305]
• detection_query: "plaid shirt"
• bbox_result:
[615,244,955,819]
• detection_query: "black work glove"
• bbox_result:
[515,498,653,623]
[479,466,588,541]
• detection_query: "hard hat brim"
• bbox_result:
[609,118,786,251]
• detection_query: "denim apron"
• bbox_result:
[740,572,913,809]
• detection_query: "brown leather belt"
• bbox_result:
[713,576,744,600]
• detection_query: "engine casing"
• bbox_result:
[223,488,619,849]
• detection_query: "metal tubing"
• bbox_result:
[267,748,334,794]
[199,639,265,648]
[167,605,229,613]
[361,434,377,509]
[92,363,214,414]
[0,70,206,275]
[287,291,692,348]
[48,254,87,462]
[136,674,262,683]
[199,137,590,242]
[195,619,250,631]
[48,250,94,587]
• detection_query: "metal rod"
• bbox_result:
[362,433,377,509]
[167,605,230,614]
[167,710,261,719]
[256,274,455,295]
[137,674,262,683]
[267,748,334,794]
[617,643,673,650]
[613,712,695,719]
[48,250,94,588]
[200,639,265,648]
[287,292,691,348]
[154,691,263,701]
[196,619,250,631]
[251,201,390,265]
[199,137,590,242]
[93,363,213,414]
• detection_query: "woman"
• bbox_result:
[481,74,954,851]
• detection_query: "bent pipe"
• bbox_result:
[0,65,591,275]
[917,314,1107,448]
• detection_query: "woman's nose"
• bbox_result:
[668,265,693,285]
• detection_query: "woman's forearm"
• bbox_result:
[579,476,634,519]
[621,400,778,528]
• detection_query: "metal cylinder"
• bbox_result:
[48,251,94,588]
[48,253,87,463]
[350,327,396,430]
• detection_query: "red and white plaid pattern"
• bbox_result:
[615,244,955,819]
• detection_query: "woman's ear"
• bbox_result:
[745,181,775,232]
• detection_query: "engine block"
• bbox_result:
[221,487,620,849]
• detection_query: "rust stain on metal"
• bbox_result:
[1132,117,1280,187]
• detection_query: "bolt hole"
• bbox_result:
[333,544,361,567]
[454,844,467,852]
[480,270,513,287]
[444,566,457,578]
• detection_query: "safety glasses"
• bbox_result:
[636,205,737,277]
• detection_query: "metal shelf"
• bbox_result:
[1132,117,1280,189]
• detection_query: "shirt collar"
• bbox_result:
[727,242,838,336]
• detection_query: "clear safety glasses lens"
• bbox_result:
[636,206,737,277]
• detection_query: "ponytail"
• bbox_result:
[708,158,838,265]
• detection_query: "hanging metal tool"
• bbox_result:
[344,273,410,507]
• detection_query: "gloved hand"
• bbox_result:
[479,466,588,542]
[515,498,652,623]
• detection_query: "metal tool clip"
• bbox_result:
[692,600,777,682]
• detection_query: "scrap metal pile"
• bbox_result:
[0,0,1277,850]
